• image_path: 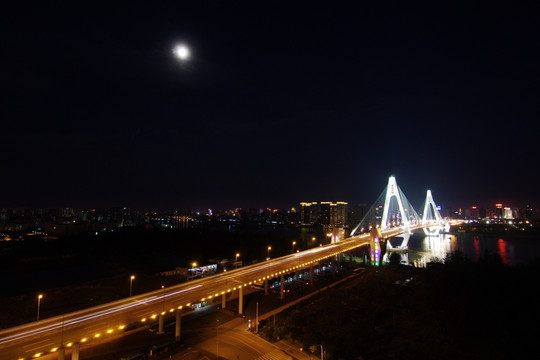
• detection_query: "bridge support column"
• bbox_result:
[309,265,314,286]
[158,314,164,334]
[175,309,181,341]
[71,343,80,360]
[280,273,284,299]
[264,279,268,295]
[238,286,243,314]
[57,347,65,360]
[222,293,226,308]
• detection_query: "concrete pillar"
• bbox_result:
[71,343,80,360]
[57,347,65,360]
[309,265,314,286]
[158,314,164,334]
[175,309,181,341]
[238,286,243,314]
[280,273,284,299]
[222,293,226,309]
[264,279,268,295]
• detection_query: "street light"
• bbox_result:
[292,241,296,253]
[129,275,135,297]
[191,262,197,280]
[235,253,240,268]
[36,294,43,321]
[267,246,271,260]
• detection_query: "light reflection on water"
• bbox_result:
[382,231,539,267]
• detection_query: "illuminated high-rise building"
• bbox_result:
[331,201,348,226]
[300,202,318,225]
[495,203,503,219]
[320,201,348,226]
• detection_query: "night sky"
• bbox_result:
[2,2,538,211]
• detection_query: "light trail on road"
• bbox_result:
[0,225,445,359]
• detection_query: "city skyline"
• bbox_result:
[2,2,538,210]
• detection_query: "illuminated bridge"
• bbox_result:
[0,176,457,360]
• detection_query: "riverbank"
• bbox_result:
[257,256,539,359]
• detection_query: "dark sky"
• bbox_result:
[1,1,538,211]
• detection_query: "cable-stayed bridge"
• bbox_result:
[0,176,457,360]
[350,176,449,250]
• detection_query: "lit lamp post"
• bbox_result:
[292,241,296,253]
[235,253,240,268]
[267,246,271,260]
[191,262,197,280]
[36,294,43,321]
[129,275,135,297]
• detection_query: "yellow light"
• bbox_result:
[227,289,231,292]
[33,353,42,358]
[81,338,88,342]
[107,329,113,334]
[94,333,100,338]
[141,317,147,322]
[201,298,205,302]
[221,291,225,294]
[170,308,174,312]
[151,314,157,319]
[208,295,212,299]
[186,303,191,306]
[119,325,125,330]
[67,342,73,347]
[51,347,58,352]
[178,306,183,309]
[161,311,166,315]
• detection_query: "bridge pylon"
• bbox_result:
[421,189,443,235]
[381,176,412,234]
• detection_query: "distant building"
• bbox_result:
[320,201,348,226]
[300,202,318,225]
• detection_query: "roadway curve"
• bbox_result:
[0,225,429,360]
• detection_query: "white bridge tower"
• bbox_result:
[381,176,411,234]
[422,189,444,235]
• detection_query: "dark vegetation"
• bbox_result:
[0,225,308,327]
[0,225,304,297]
[258,252,540,360]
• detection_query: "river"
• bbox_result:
[382,230,540,267]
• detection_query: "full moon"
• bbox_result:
[173,44,190,60]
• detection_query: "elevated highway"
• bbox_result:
[0,225,430,360]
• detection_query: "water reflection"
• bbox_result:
[381,230,533,267]
[497,238,510,265]
[474,236,481,262]
[383,233,452,267]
